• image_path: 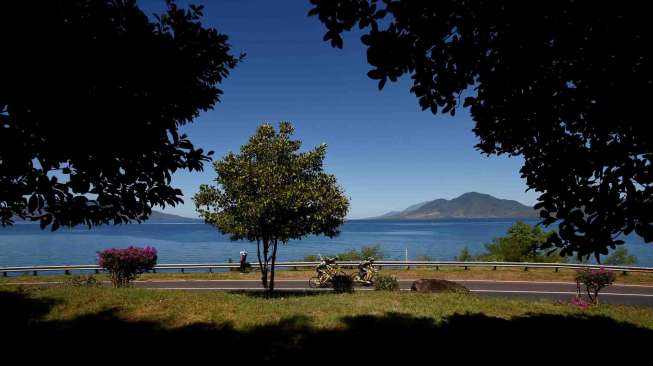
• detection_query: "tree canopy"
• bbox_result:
[308,0,652,261]
[479,221,563,263]
[0,0,240,230]
[194,122,349,294]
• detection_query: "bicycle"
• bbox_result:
[308,257,346,288]
[351,258,378,286]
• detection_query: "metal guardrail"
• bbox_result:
[2,260,652,276]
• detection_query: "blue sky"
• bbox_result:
[140,0,538,219]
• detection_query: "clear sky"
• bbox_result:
[140,0,538,219]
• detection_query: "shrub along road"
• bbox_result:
[7,279,653,306]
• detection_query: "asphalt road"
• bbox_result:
[130,279,653,306]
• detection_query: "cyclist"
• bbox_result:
[316,255,338,280]
[358,257,375,282]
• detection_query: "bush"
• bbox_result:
[467,221,568,263]
[97,246,157,288]
[337,245,385,261]
[331,274,354,293]
[456,246,474,261]
[305,245,385,263]
[303,254,319,262]
[575,268,616,305]
[63,275,101,287]
[374,275,400,291]
[603,247,637,266]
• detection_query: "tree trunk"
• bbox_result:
[256,239,267,289]
[258,238,270,291]
[268,239,279,296]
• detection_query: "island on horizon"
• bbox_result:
[369,192,539,220]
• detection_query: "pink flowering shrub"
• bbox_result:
[97,246,157,287]
[574,268,616,305]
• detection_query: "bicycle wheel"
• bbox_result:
[350,273,361,283]
[308,277,321,289]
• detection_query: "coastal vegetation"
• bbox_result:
[304,245,385,262]
[457,221,566,263]
[604,247,638,266]
[457,221,639,264]
[194,122,349,295]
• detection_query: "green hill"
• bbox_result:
[373,192,538,220]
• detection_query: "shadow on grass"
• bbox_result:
[2,289,650,361]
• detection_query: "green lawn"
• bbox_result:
[6,285,651,329]
[4,285,652,360]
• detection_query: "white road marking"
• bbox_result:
[469,289,653,297]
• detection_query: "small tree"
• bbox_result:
[97,246,157,287]
[194,122,349,296]
[477,221,566,263]
[575,268,616,305]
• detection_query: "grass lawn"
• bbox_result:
[4,266,653,284]
[3,285,652,360]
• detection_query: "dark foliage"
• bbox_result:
[331,274,354,293]
[308,0,652,260]
[0,1,241,230]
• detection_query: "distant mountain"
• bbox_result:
[148,210,203,223]
[10,210,202,224]
[372,192,538,220]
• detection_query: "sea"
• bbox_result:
[1,219,651,267]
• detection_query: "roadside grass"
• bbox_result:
[3,266,653,285]
[4,285,653,330]
[4,285,653,360]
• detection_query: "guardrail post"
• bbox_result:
[2,272,6,277]
[33,270,37,276]
[464,266,468,270]
[181,268,185,273]
[555,267,559,273]
[524,266,528,272]
[493,266,497,270]
[435,266,439,271]
[208,268,213,273]
[95,269,100,274]
[622,270,628,276]
[65,269,70,275]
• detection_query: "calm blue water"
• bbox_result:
[0,219,651,266]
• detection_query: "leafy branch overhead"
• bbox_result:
[0,0,242,230]
[309,0,653,260]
